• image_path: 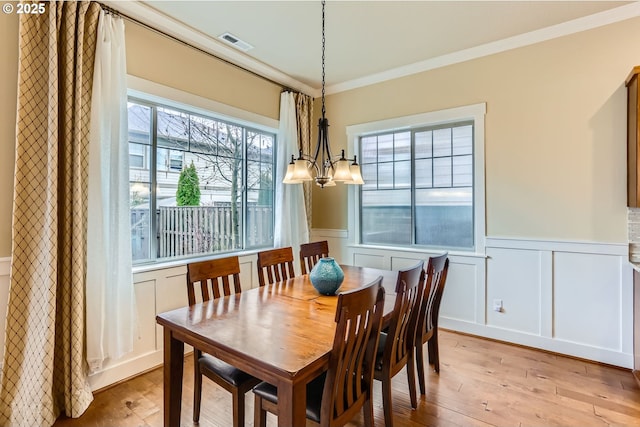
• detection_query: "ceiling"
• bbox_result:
[114,1,640,95]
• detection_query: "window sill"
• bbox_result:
[346,243,487,259]
[132,248,266,274]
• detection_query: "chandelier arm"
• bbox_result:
[311,121,323,166]
[297,152,322,175]
[323,123,334,170]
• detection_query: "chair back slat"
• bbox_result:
[300,240,330,274]
[321,276,385,426]
[257,247,295,286]
[186,256,242,305]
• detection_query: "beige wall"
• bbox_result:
[313,17,639,243]
[2,14,639,255]
[125,22,281,120]
[0,12,18,257]
[0,17,281,258]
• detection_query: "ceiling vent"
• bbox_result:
[218,32,253,52]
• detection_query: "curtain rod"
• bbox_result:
[97,2,298,94]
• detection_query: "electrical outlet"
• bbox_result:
[492,299,503,312]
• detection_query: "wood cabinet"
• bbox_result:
[627,66,640,207]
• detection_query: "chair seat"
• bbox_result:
[252,373,326,423]
[199,354,256,387]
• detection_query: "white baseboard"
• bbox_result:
[88,350,163,391]
[441,319,633,368]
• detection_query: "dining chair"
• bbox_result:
[252,276,386,427]
[186,256,261,427]
[256,246,296,286]
[415,253,450,394]
[299,240,330,274]
[374,260,425,427]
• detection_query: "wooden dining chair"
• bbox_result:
[415,253,450,394]
[186,256,261,427]
[374,261,425,427]
[252,276,386,427]
[299,240,330,274]
[256,246,296,286]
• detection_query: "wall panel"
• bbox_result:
[486,247,542,334]
[554,252,624,350]
[440,261,481,324]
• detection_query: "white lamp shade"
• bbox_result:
[292,159,313,181]
[283,163,302,184]
[345,164,365,185]
[332,159,352,181]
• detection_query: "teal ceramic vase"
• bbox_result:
[309,257,344,295]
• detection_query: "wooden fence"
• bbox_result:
[157,205,273,258]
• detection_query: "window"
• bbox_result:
[128,98,276,263]
[349,103,485,252]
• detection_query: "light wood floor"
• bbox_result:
[54,330,640,427]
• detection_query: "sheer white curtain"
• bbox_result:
[86,11,135,373]
[274,92,309,253]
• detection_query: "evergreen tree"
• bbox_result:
[176,162,201,206]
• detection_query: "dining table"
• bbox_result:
[155,264,400,427]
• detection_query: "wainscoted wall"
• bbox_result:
[0,234,633,390]
[89,254,260,391]
[484,238,632,367]
[313,229,634,368]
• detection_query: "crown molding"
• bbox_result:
[325,1,640,95]
[106,1,640,98]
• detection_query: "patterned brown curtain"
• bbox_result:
[294,93,313,231]
[0,2,101,425]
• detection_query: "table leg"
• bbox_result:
[277,380,307,427]
[163,328,184,427]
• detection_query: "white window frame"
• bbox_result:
[127,76,280,271]
[346,102,486,256]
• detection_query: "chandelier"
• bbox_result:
[283,0,364,188]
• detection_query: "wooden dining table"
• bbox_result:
[155,264,400,427]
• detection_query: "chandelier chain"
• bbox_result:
[321,0,326,117]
